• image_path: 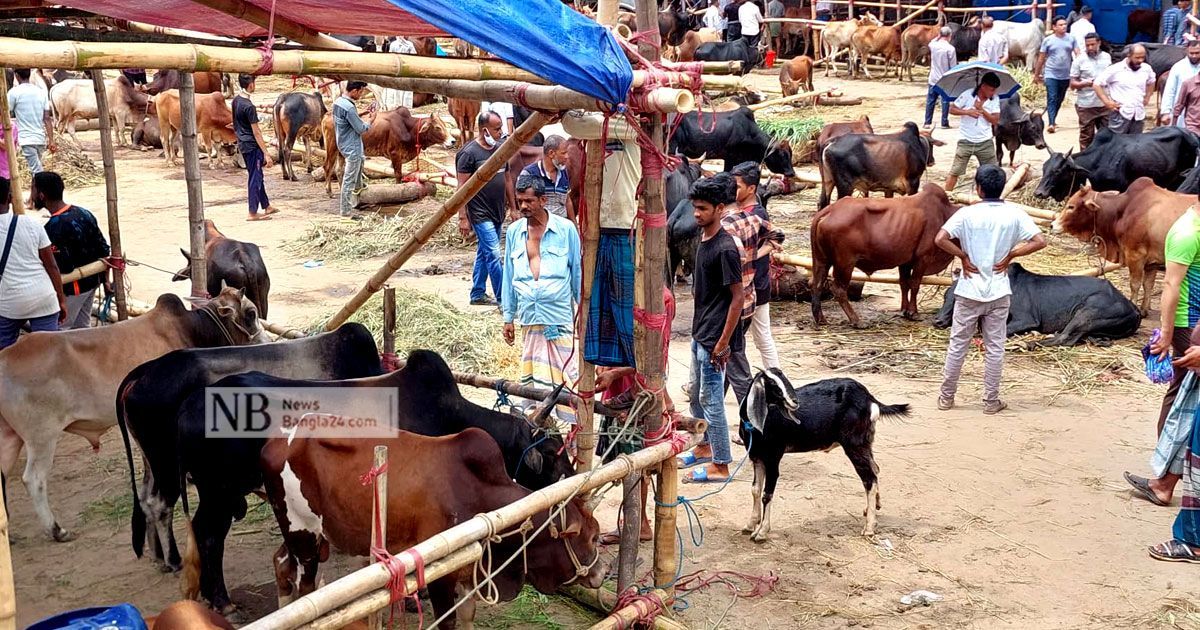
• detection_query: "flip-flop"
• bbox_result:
[246,214,273,221]
[1124,471,1169,506]
[1149,539,1200,563]
[676,452,711,469]
[261,207,281,216]
[682,467,729,484]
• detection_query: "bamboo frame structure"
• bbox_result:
[89,69,128,320]
[179,73,209,298]
[58,259,109,285]
[0,72,21,215]
[748,88,840,111]
[575,139,604,474]
[588,589,673,630]
[562,586,689,630]
[188,0,357,50]
[366,445,387,630]
[787,0,1060,11]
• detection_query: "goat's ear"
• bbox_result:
[744,375,769,433]
[765,368,799,410]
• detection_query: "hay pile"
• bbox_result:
[284,209,470,262]
[306,289,520,377]
[1009,66,1046,108]
[13,136,103,189]
[759,115,825,164]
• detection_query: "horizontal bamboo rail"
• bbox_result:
[747,88,840,111]
[588,589,674,630]
[59,259,108,285]
[947,191,1057,220]
[774,253,955,286]
[561,586,689,629]
[352,74,698,111]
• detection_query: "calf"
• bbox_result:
[994,93,1046,166]
[900,24,940,81]
[779,56,814,97]
[132,101,162,150]
[822,17,872,76]
[739,369,910,541]
[155,90,239,168]
[850,22,902,78]
[669,106,795,176]
[818,121,941,209]
[694,38,762,75]
[933,263,1141,346]
[810,184,959,327]
[262,429,605,624]
[1034,126,1200,201]
[272,91,326,181]
[447,98,482,147]
[171,220,270,317]
[321,108,450,196]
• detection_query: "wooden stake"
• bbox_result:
[0,70,22,215]
[321,112,552,331]
[773,253,955,286]
[179,73,207,298]
[366,445,388,630]
[188,0,357,50]
[575,136,603,474]
[382,286,396,357]
[89,69,127,320]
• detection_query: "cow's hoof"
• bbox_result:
[51,524,75,542]
[902,311,919,321]
[750,531,769,544]
[850,320,869,330]
[742,523,756,534]
[862,527,876,537]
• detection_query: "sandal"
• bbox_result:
[682,467,729,484]
[676,451,711,468]
[1124,472,1169,506]
[1149,539,1200,563]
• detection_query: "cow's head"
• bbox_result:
[171,248,196,282]
[525,496,605,593]
[764,139,796,178]
[415,114,452,150]
[516,382,578,488]
[863,11,883,26]
[1016,108,1047,150]
[1054,184,1102,237]
[917,129,946,167]
[779,66,799,97]
[191,285,271,344]
[1035,148,1088,201]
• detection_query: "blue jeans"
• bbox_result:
[689,340,733,465]
[924,86,949,127]
[21,144,44,175]
[1044,77,1069,126]
[0,312,58,350]
[471,220,503,302]
[339,154,364,216]
[243,147,270,215]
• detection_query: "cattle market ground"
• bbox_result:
[7,70,1200,629]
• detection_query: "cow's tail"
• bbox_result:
[116,377,147,559]
[178,446,201,601]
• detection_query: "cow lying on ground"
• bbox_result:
[740,370,910,540]
[694,38,762,75]
[1034,124,1199,201]
[669,106,795,176]
[933,263,1141,346]
[262,429,606,624]
[811,184,959,328]
[321,108,451,196]
[676,28,722,62]
[818,121,942,209]
[133,100,162,150]
[170,220,270,317]
[1052,177,1192,315]
[995,93,1046,166]
[154,90,239,168]
[273,91,326,181]
[0,288,266,543]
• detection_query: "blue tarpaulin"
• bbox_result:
[385,0,634,106]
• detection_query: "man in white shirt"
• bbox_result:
[945,72,1002,193]
[0,202,67,349]
[1161,39,1200,127]
[977,16,1009,64]
[1070,32,1111,149]
[1093,43,1156,133]
[925,27,957,130]
[935,165,1046,414]
[739,0,764,48]
[1068,5,1096,52]
[376,37,416,111]
[481,101,515,135]
[703,0,725,33]
[7,68,54,175]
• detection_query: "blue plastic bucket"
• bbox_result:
[26,603,148,630]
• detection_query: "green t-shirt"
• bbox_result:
[1165,210,1200,328]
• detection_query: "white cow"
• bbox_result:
[49,76,149,146]
[821,14,882,76]
[992,18,1046,69]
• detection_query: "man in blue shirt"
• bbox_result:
[7,68,54,176]
[502,173,582,424]
[519,134,573,220]
[1163,0,1193,46]
[332,81,374,218]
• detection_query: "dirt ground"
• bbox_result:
[7,66,1200,629]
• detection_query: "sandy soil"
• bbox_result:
[6,67,1199,629]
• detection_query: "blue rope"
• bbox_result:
[493,381,513,412]
[99,294,113,323]
[512,433,549,482]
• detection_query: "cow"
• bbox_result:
[146,601,234,630]
[933,263,1142,346]
[1052,178,1193,315]
[170,220,270,317]
[994,93,1047,166]
[272,91,326,181]
[900,24,941,81]
[132,100,162,151]
[1034,126,1200,201]
[141,70,228,97]
[1128,9,1162,43]
[116,324,382,575]
[169,350,574,612]
[949,20,981,62]
[0,288,266,543]
[659,7,695,47]
[448,98,482,148]
[676,28,723,62]
[822,17,872,76]
[321,108,451,197]
[991,18,1045,69]
[409,36,441,108]
[779,55,815,96]
[810,184,960,328]
[154,90,239,168]
[780,6,814,57]
[816,115,873,155]
[669,106,795,176]
[818,121,942,209]
[48,76,149,146]
[850,22,902,78]
[694,38,762,75]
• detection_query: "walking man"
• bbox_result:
[1070,33,1112,149]
[332,80,375,218]
[740,0,764,48]
[1161,40,1200,127]
[377,36,416,111]
[977,17,1009,65]
[945,72,1001,193]
[457,111,508,306]
[520,134,573,220]
[730,161,782,372]
[935,165,1046,414]
[925,27,957,131]
[677,174,743,484]
[1172,71,1200,135]
[231,74,279,222]
[1068,6,1096,52]
[0,174,66,349]
[501,173,581,424]
[7,68,54,175]
[1093,44,1156,134]
[1163,0,1192,46]
[37,172,109,330]
[1034,17,1078,133]
[768,0,786,52]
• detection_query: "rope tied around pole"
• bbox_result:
[380,352,402,373]
[253,0,278,75]
[360,460,428,628]
[611,588,668,630]
[473,516,534,605]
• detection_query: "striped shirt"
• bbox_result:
[521,160,570,218]
[721,206,774,319]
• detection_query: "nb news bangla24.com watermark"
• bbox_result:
[204,387,400,438]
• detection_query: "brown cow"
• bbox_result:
[1053,177,1192,316]
[262,428,606,626]
[321,108,450,196]
[171,220,271,317]
[818,121,942,208]
[822,15,879,76]
[410,37,439,108]
[154,90,238,168]
[448,98,482,148]
[810,184,960,328]
[851,22,902,79]
[816,114,873,155]
[900,23,940,82]
[148,601,234,630]
[676,28,723,62]
[141,70,228,97]
[779,56,814,97]
[780,6,812,57]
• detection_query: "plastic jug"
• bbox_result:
[764,49,777,69]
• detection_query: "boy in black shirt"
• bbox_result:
[231,74,279,221]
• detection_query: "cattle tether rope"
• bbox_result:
[253,0,279,76]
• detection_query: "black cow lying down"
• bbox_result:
[932,263,1141,346]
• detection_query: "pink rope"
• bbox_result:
[253,0,278,75]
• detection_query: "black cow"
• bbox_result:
[1034,126,1200,201]
[932,263,1142,346]
[660,7,695,47]
[669,106,795,176]
[115,325,383,578]
[273,91,327,181]
[668,198,700,282]
[172,221,271,318]
[1178,167,1200,194]
[169,350,574,612]
[695,39,762,75]
[664,160,703,224]
[995,93,1047,166]
[818,122,940,209]
[948,22,980,62]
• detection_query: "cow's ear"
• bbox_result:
[1083,199,1101,213]
[522,447,544,475]
[318,538,331,562]
[559,518,582,538]
[1030,108,1044,119]
[225,122,234,130]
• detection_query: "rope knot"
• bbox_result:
[359,461,388,486]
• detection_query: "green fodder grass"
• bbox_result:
[757,115,826,146]
[1009,66,1046,108]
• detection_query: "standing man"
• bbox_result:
[0,175,66,349]
[1093,44,1156,134]
[1163,0,1192,46]
[501,173,581,424]
[945,72,1002,193]
[378,36,416,112]
[1173,71,1200,134]
[7,68,54,175]
[815,0,833,21]
[704,0,726,33]
[1161,40,1200,127]
[935,165,1046,414]
[925,27,957,131]
[767,0,786,52]
[457,111,508,307]
[730,161,782,371]
[520,134,573,221]
[724,0,743,42]
[1070,33,1112,149]
[37,171,108,330]
[482,101,515,135]
[231,74,279,222]
[677,174,743,484]
[740,0,765,48]
[1068,6,1096,52]
[1150,203,1200,435]
[977,16,1009,65]
[332,80,375,218]
[1034,17,1078,133]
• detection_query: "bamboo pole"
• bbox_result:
[58,258,108,285]
[243,431,704,630]
[562,586,689,630]
[588,589,672,630]
[188,0,357,50]
[0,71,21,215]
[98,18,239,43]
[574,140,602,474]
[893,0,941,28]
[355,182,437,207]
[774,253,955,286]
[791,0,1060,9]
[89,69,127,320]
[748,88,841,111]
[382,286,396,358]
[947,191,1057,220]
[321,112,552,332]
[366,445,387,630]
[179,74,208,298]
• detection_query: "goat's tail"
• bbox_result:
[870,401,912,421]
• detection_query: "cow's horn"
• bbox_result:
[530,381,568,429]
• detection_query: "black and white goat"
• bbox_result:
[738,369,910,541]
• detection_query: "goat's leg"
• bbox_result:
[845,445,880,536]
[751,457,781,543]
[743,459,765,534]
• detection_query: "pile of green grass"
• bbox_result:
[758,115,826,146]
[1009,66,1046,108]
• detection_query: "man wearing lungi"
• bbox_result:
[502,173,582,424]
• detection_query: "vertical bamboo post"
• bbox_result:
[382,285,396,357]
[848,0,856,18]
[575,144,602,475]
[179,72,207,298]
[367,445,388,630]
[89,69,127,320]
[0,72,22,215]
[1044,0,1052,28]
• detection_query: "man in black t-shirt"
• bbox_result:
[455,111,509,307]
[677,173,744,484]
[36,171,108,330]
[231,74,279,221]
